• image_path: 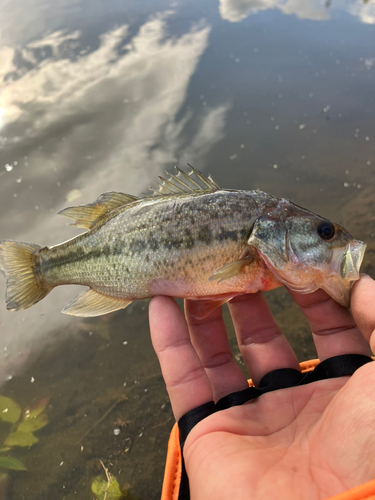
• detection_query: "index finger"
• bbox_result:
[185,300,248,401]
[149,296,213,421]
[228,292,300,386]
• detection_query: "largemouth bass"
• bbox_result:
[0,166,366,318]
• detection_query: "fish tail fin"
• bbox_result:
[0,240,51,311]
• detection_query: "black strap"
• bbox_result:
[298,354,372,385]
[178,401,216,447]
[177,401,216,500]
[216,368,303,411]
[216,354,372,410]
[178,455,190,500]
[177,354,373,499]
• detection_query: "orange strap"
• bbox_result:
[161,423,181,500]
[160,359,375,500]
[326,480,375,500]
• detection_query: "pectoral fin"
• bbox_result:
[62,289,133,317]
[208,257,253,283]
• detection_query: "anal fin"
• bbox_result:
[187,298,233,320]
[62,289,133,317]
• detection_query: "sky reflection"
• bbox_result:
[218,0,375,23]
[0,0,374,386]
[0,10,232,382]
[0,1,373,497]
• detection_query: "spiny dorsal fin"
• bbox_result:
[58,192,139,229]
[148,165,220,197]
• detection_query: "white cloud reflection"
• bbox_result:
[0,47,15,85]
[219,0,374,23]
[280,0,329,20]
[0,13,228,188]
[349,0,375,24]
[219,0,278,22]
[0,12,231,383]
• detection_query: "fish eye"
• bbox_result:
[317,221,335,241]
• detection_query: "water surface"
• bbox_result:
[0,0,374,498]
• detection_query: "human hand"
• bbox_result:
[149,275,375,500]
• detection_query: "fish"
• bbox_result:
[0,166,366,318]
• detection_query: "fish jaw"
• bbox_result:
[329,240,366,281]
[250,237,366,307]
[318,239,366,307]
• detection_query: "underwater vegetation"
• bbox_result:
[91,459,140,500]
[0,396,49,471]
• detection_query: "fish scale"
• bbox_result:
[40,191,276,295]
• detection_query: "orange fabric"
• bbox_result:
[326,480,375,500]
[160,359,374,500]
[300,358,320,372]
[161,422,181,500]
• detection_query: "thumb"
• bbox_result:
[351,275,375,354]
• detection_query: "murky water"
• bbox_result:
[0,0,374,498]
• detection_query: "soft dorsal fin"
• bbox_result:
[58,192,139,229]
[147,165,220,197]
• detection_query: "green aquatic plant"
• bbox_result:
[91,461,124,500]
[0,396,49,471]
[91,475,123,500]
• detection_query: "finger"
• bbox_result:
[288,288,370,360]
[185,300,248,401]
[228,292,300,386]
[149,296,212,421]
[351,275,375,353]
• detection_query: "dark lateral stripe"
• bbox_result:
[44,225,251,271]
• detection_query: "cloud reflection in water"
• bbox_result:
[0,12,230,383]
[219,0,375,23]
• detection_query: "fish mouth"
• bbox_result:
[319,239,367,308]
[330,240,366,282]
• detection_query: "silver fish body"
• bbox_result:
[0,167,366,317]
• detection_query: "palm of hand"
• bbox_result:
[149,276,375,500]
[186,368,375,500]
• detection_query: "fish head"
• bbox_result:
[248,199,366,307]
